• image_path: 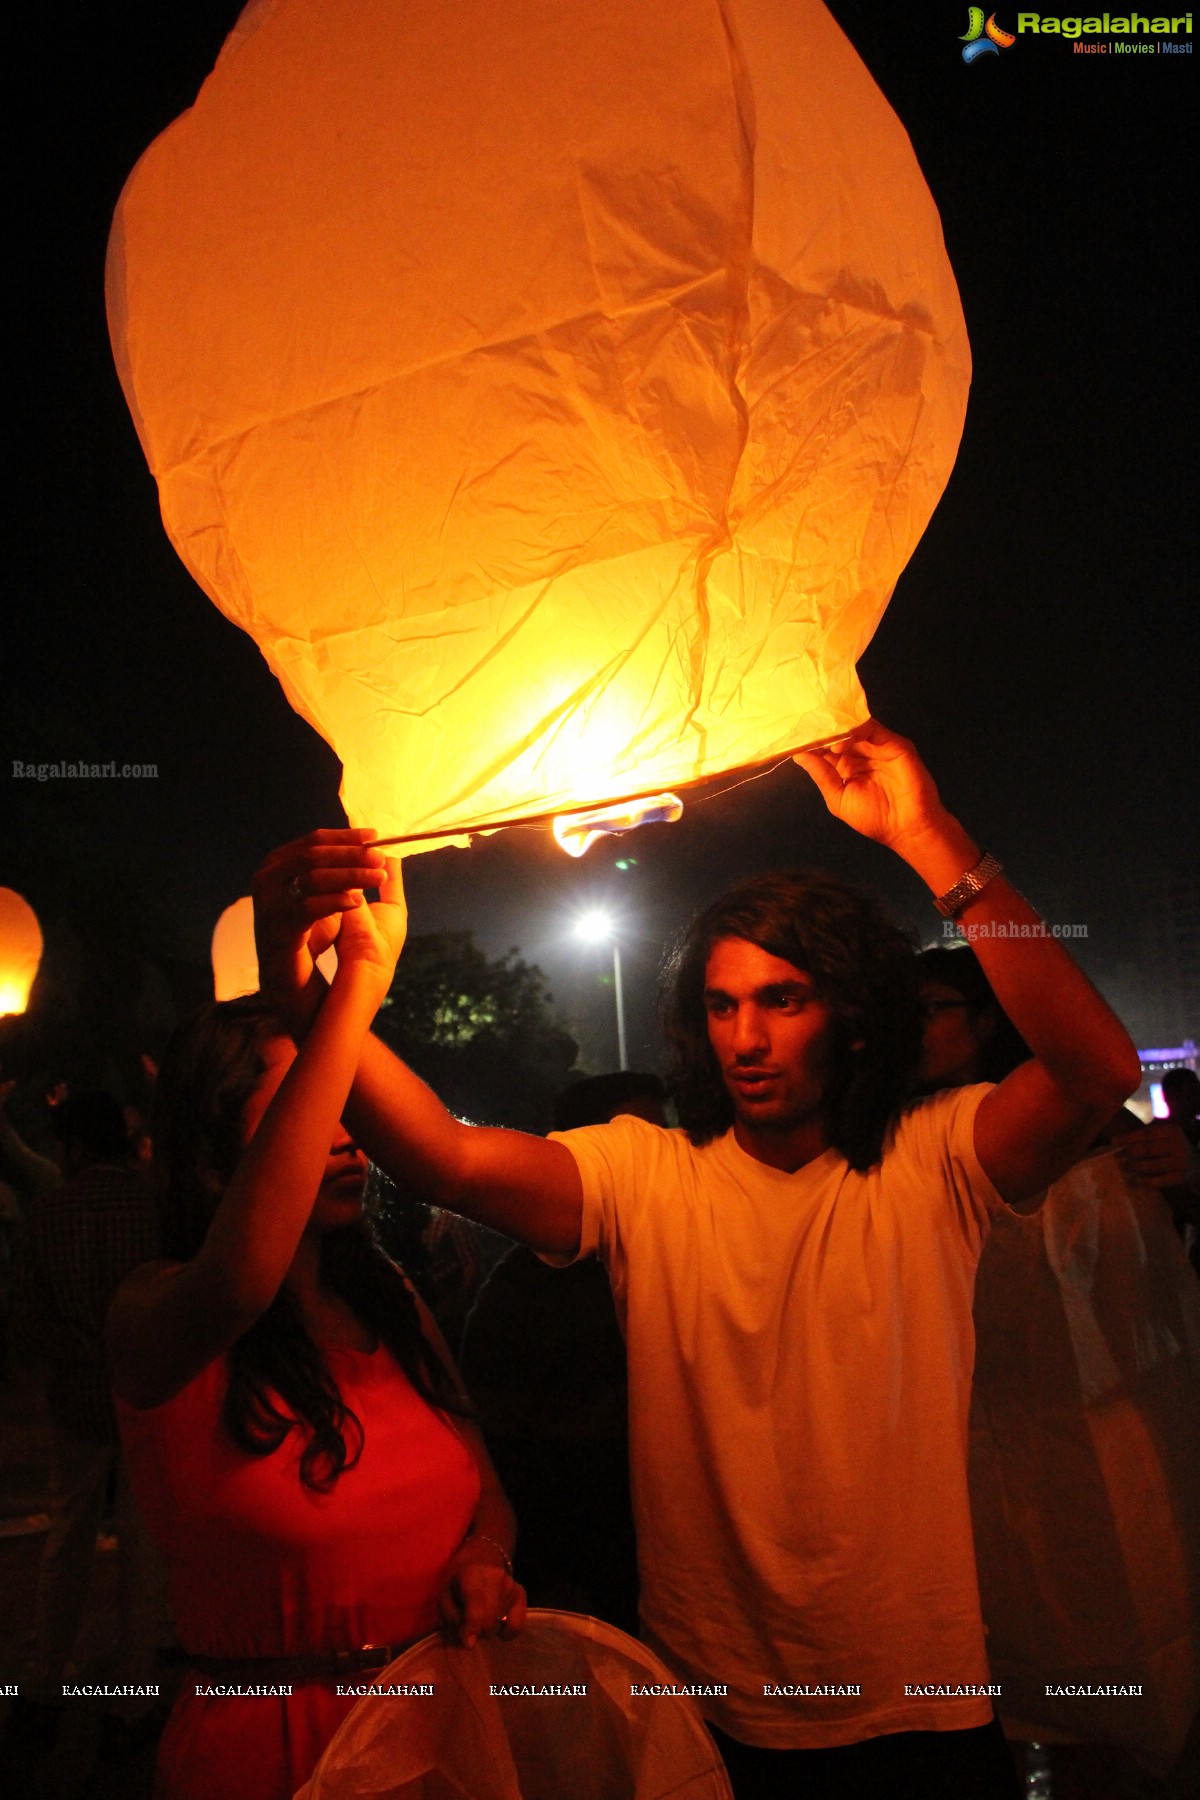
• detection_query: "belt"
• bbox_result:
[189,1641,416,1684]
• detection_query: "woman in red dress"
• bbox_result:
[108,848,525,1799]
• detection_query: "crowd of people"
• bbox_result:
[1,720,1197,1800]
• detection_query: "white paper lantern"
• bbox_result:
[109,0,969,850]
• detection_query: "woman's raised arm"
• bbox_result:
[107,866,405,1408]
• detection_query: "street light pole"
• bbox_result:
[612,937,627,1070]
[573,908,629,1072]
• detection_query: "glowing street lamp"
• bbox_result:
[574,911,627,1072]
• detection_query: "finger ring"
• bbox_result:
[288,875,304,901]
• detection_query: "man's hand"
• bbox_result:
[437,1541,526,1650]
[800,716,1140,1206]
[252,828,387,1029]
[795,720,947,856]
[1116,1121,1200,1192]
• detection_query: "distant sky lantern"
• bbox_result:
[211,897,260,1002]
[0,888,43,1017]
[107,0,969,854]
[212,896,338,1000]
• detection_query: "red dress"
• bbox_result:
[117,1344,479,1800]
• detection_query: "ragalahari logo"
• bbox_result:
[961,8,1017,60]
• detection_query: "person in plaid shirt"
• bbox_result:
[18,1091,163,1737]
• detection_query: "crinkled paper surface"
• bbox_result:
[296,1609,732,1798]
[969,1153,1200,1769]
[108,0,969,848]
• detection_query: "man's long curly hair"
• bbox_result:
[151,996,466,1492]
[662,872,923,1172]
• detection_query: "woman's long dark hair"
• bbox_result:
[662,872,923,1172]
[151,996,467,1491]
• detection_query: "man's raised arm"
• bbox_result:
[797,722,1142,1206]
[252,831,583,1255]
[347,1031,582,1254]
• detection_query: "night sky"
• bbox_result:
[4,2,1196,1080]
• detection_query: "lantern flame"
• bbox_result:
[553,793,684,859]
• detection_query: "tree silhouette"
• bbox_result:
[375,932,578,1133]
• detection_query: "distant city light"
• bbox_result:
[1138,1043,1197,1066]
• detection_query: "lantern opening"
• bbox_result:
[552,793,684,859]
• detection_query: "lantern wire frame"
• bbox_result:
[369,745,807,855]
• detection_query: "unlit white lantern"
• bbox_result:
[108,0,969,851]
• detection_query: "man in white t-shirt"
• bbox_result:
[255,721,1141,1800]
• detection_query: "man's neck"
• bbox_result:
[732,1115,830,1174]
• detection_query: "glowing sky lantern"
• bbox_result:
[108,0,969,854]
[0,888,43,1017]
[211,897,260,1002]
[212,896,338,1001]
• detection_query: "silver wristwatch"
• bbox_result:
[933,852,1004,920]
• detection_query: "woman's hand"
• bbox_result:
[252,829,388,1030]
[329,859,407,1009]
[437,1539,527,1650]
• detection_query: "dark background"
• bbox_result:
[3,2,1196,1095]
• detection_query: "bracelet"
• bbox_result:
[933,852,1004,920]
[463,1531,513,1577]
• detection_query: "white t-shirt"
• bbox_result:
[552,1083,1004,1747]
